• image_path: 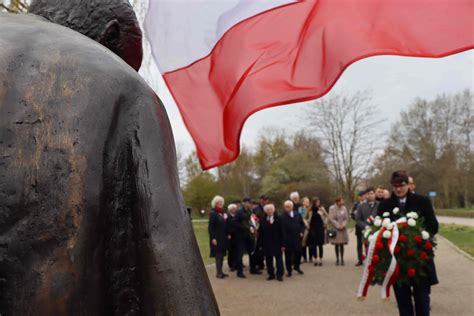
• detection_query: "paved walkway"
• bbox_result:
[437,216,474,227]
[206,229,474,316]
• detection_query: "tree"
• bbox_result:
[371,90,473,208]
[216,146,258,198]
[1,0,29,13]
[183,173,219,215]
[253,128,290,181]
[307,91,383,202]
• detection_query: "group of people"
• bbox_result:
[207,192,351,282]
[208,170,439,316]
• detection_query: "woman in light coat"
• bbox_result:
[301,197,311,262]
[328,197,349,266]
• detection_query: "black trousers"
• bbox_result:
[356,232,363,262]
[236,238,257,274]
[313,244,323,258]
[254,244,265,269]
[215,253,224,276]
[227,241,237,270]
[393,283,431,316]
[265,253,283,277]
[284,249,301,273]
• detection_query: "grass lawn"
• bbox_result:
[439,224,474,257]
[436,208,474,218]
[192,221,213,265]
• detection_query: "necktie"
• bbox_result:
[400,201,406,212]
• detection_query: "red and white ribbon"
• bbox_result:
[357,228,384,298]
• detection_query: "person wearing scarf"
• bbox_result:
[209,195,229,278]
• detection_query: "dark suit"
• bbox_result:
[355,201,379,262]
[226,213,237,270]
[378,191,439,316]
[282,211,305,273]
[259,215,285,278]
[233,207,257,274]
[253,204,266,270]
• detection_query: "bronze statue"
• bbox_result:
[0,0,218,314]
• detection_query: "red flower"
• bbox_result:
[399,234,407,243]
[394,245,401,254]
[414,235,423,243]
[420,251,428,260]
[407,248,415,257]
[368,265,375,273]
[375,241,384,251]
[425,241,433,250]
[372,255,380,264]
[407,268,416,278]
[361,253,366,261]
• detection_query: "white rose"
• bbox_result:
[406,212,415,218]
[364,229,371,238]
[392,207,400,215]
[375,216,381,221]
[383,230,392,239]
[412,212,419,219]
[408,218,416,227]
[422,231,430,240]
[383,212,390,217]
[386,223,394,231]
[368,235,376,243]
[374,219,382,227]
[382,218,391,228]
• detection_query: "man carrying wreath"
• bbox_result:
[377,171,439,316]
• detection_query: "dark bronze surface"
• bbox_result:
[0,9,218,316]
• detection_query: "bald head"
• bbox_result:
[28,0,143,71]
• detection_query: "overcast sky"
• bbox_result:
[132,2,474,166]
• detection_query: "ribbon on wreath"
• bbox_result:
[357,227,385,298]
[358,218,408,300]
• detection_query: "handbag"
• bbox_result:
[327,228,337,238]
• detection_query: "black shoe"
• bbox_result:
[314,262,318,266]
[267,275,275,281]
[250,271,262,275]
[355,261,363,267]
[341,260,345,266]
[277,276,283,281]
[319,262,323,266]
[295,269,304,275]
[222,273,229,277]
[216,274,225,279]
[286,272,292,277]
[336,261,340,266]
[237,273,246,278]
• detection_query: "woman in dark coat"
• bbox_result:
[309,197,329,266]
[208,195,229,278]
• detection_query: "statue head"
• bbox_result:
[28,0,143,71]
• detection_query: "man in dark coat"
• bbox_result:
[355,188,379,266]
[233,198,260,277]
[281,200,305,276]
[226,203,239,271]
[0,1,218,314]
[253,195,269,271]
[258,203,285,281]
[378,171,439,316]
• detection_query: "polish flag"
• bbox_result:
[145,0,474,170]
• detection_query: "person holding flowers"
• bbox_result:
[377,171,439,316]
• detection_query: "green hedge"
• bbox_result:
[436,208,474,218]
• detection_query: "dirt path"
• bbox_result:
[206,229,474,316]
[437,216,474,227]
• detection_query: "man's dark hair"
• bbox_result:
[28,0,142,69]
[365,187,375,193]
[243,197,252,203]
[390,170,409,185]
